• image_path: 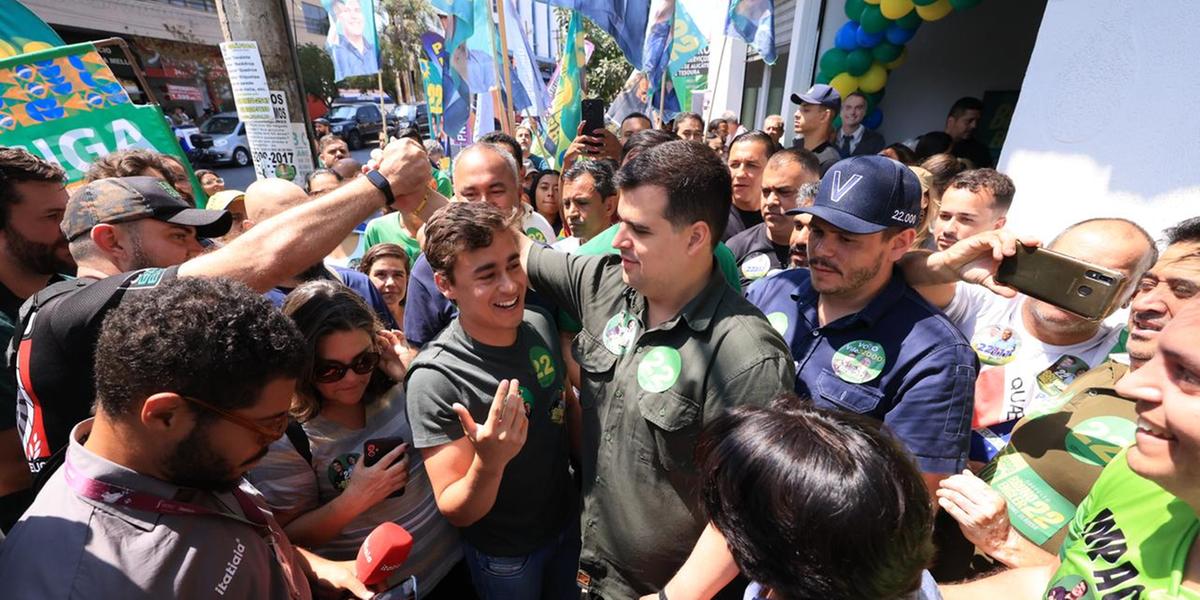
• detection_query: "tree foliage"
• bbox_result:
[297,43,338,108]
[376,0,434,101]
[554,9,632,103]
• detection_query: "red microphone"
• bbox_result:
[355,522,414,585]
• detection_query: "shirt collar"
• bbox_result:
[66,419,173,531]
[625,266,727,333]
[841,125,864,144]
[791,267,909,329]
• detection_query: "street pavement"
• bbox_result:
[207,147,376,192]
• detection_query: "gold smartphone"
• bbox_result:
[995,245,1129,321]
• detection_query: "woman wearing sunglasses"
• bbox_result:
[247,280,468,598]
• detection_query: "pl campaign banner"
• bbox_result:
[0,43,195,194]
[323,0,381,81]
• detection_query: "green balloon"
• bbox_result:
[949,0,983,8]
[845,49,873,76]
[816,70,833,85]
[871,42,903,64]
[859,4,891,34]
[895,9,923,29]
[833,115,843,130]
[844,0,868,21]
[865,91,884,111]
[819,48,849,75]
[912,0,939,6]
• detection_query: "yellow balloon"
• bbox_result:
[830,73,861,98]
[885,47,908,70]
[858,64,888,93]
[915,0,953,21]
[863,0,881,4]
[880,0,915,19]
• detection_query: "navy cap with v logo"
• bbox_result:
[788,155,922,235]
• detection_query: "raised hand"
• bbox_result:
[451,378,528,471]
[934,229,1041,297]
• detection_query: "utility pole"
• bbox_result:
[215,0,317,164]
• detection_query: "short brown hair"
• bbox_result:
[424,202,513,284]
[0,147,65,229]
[358,243,411,276]
[319,134,348,152]
[85,149,179,187]
[948,168,1016,212]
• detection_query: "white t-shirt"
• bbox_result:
[520,205,556,244]
[944,283,1122,457]
[248,385,460,592]
[552,236,582,253]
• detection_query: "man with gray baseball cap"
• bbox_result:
[746,155,978,496]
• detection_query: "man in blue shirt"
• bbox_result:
[328,0,379,79]
[746,155,977,494]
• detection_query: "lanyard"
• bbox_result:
[64,457,304,599]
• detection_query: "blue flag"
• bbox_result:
[431,0,474,139]
[537,0,649,67]
[726,0,776,65]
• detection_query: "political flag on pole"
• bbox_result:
[536,0,649,67]
[725,0,776,65]
[543,11,584,165]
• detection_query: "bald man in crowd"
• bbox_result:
[244,178,395,327]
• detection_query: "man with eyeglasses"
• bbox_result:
[0,277,375,598]
[406,202,579,599]
[7,139,438,489]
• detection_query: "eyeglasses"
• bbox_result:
[203,177,225,186]
[313,350,380,383]
[182,395,289,441]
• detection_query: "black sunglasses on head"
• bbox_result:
[313,350,380,383]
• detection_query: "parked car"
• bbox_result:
[390,103,430,139]
[197,112,250,167]
[327,103,387,149]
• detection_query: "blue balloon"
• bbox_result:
[885,23,917,45]
[856,25,885,49]
[835,21,860,51]
[864,107,884,130]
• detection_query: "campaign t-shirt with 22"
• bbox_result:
[943,283,1122,461]
[1046,449,1200,600]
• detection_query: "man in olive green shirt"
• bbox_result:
[519,140,793,599]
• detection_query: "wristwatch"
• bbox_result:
[364,169,396,208]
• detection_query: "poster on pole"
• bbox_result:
[322,0,380,81]
[220,41,313,183]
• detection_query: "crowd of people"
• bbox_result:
[0,80,1194,600]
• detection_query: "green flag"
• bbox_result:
[544,11,583,166]
[0,42,201,201]
[0,0,64,60]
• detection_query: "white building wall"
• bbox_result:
[1000,0,1200,241]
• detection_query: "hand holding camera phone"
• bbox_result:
[995,244,1129,321]
[363,436,408,498]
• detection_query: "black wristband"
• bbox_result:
[365,169,395,207]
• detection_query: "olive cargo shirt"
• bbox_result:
[526,244,793,598]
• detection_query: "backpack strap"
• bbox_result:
[284,419,313,465]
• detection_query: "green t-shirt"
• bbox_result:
[405,307,576,556]
[432,168,453,199]
[557,224,743,333]
[1046,449,1200,599]
[362,213,421,264]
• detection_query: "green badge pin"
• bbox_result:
[526,227,547,243]
[831,340,886,384]
[766,312,789,335]
[529,346,556,387]
[601,311,639,355]
[637,346,681,393]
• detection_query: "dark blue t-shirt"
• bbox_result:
[746,267,978,474]
[265,266,397,330]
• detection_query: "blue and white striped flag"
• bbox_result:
[725,0,776,65]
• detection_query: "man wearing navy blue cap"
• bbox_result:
[790,84,843,174]
[746,155,978,495]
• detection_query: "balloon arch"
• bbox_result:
[816,0,984,130]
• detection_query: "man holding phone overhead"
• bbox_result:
[406,202,578,600]
[899,218,1158,463]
